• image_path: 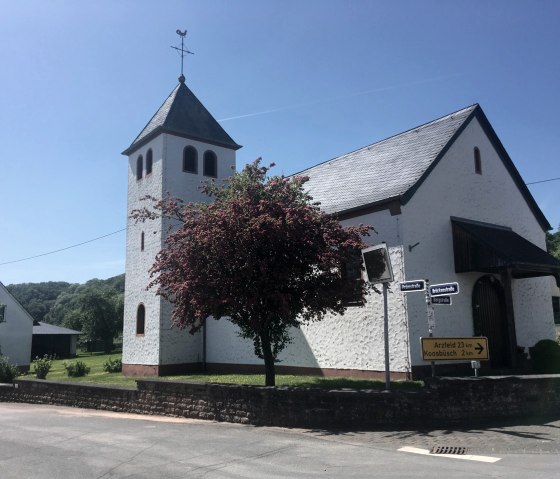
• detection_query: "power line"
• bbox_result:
[0,228,126,266]
[1,175,558,267]
[526,177,560,185]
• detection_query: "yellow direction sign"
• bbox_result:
[420,337,489,361]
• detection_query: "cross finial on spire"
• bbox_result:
[171,29,194,82]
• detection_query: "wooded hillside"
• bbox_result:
[6,274,124,352]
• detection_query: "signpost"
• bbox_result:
[420,337,489,361]
[400,278,462,377]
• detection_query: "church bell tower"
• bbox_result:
[121,34,241,376]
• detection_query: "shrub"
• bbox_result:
[529,339,560,374]
[32,355,53,379]
[103,357,122,373]
[63,360,91,377]
[0,355,19,383]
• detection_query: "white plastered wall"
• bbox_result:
[400,116,556,367]
[206,209,413,374]
[123,131,238,367]
[0,282,33,367]
[122,136,165,366]
[158,134,237,365]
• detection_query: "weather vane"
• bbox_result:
[171,29,194,81]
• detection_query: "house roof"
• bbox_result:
[122,76,241,156]
[33,322,81,335]
[297,104,551,231]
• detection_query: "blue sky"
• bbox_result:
[1,0,559,285]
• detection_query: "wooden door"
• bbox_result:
[472,276,510,369]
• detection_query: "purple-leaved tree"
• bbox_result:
[133,160,374,386]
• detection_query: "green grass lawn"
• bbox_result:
[24,352,423,391]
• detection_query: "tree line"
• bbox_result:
[7,274,124,353]
[547,226,560,260]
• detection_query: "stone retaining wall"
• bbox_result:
[1,375,559,429]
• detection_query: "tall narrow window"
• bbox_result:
[203,150,217,178]
[136,304,145,335]
[341,248,364,306]
[146,149,153,175]
[474,147,482,174]
[183,146,198,173]
[553,297,560,325]
[141,231,145,251]
[136,155,143,180]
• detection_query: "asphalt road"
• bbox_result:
[1,403,559,478]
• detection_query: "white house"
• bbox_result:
[0,282,33,370]
[122,75,560,379]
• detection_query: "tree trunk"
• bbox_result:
[260,332,276,386]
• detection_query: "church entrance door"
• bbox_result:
[472,275,510,369]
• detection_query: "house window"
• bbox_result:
[136,155,143,180]
[0,304,6,323]
[141,232,145,252]
[553,297,560,325]
[136,304,145,335]
[183,146,198,174]
[474,147,482,174]
[203,150,217,178]
[342,248,364,306]
[146,149,153,175]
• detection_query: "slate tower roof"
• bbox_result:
[123,76,241,155]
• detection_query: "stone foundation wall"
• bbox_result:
[1,375,560,429]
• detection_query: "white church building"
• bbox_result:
[122,73,560,379]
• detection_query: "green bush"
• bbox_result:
[529,339,560,374]
[103,357,122,373]
[32,355,53,379]
[0,355,19,383]
[63,360,91,377]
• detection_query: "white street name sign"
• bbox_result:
[400,280,426,292]
[429,282,459,296]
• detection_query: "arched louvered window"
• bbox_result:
[183,146,198,174]
[146,149,153,175]
[474,147,482,175]
[136,304,145,335]
[136,155,143,180]
[203,150,217,178]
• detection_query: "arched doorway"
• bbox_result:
[472,275,510,369]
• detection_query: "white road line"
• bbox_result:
[398,446,501,463]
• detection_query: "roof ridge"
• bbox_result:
[292,104,478,177]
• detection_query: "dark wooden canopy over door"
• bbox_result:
[472,275,510,369]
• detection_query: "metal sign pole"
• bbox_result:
[362,244,394,393]
[383,282,390,391]
[425,279,436,378]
